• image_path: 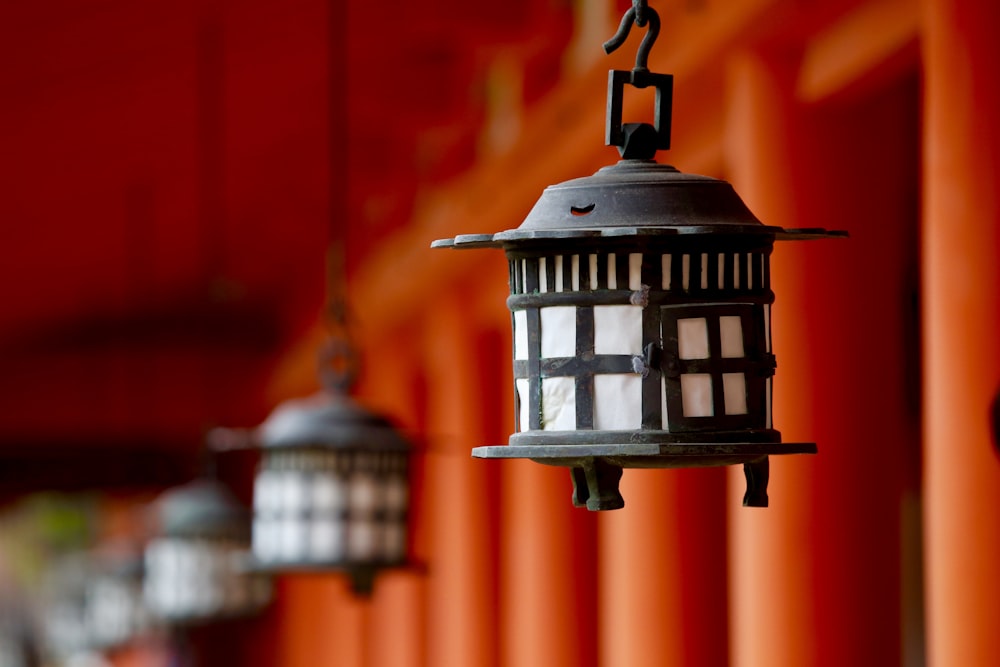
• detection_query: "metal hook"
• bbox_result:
[603,3,661,72]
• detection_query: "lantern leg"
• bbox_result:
[570,458,625,511]
[742,457,769,507]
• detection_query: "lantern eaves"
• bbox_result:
[432,160,845,250]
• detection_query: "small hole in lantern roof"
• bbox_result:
[571,203,596,216]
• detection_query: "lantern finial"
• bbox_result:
[603,0,660,72]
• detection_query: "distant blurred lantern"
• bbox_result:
[144,478,271,624]
[41,548,147,661]
[212,250,413,595]
[433,0,844,510]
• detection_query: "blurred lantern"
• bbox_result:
[212,249,413,596]
[41,547,147,662]
[433,0,845,510]
[144,479,271,624]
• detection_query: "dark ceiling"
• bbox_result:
[0,0,573,487]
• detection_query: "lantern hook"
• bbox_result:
[603,0,661,72]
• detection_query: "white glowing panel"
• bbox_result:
[594,374,642,429]
[629,253,643,290]
[348,521,377,560]
[720,316,745,358]
[700,253,709,289]
[516,378,530,432]
[309,521,344,561]
[571,255,581,290]
[539,257,548,293]
[349,475,378,514]
[681,374,714,417]
[541,376,576,430]
[661,376,669,429]
[723,373,748,415]
[607,253,618,289]
[280,472,307,513]
[554,256,564,292]
[311,473,345,512]
[514,310,528,360]
[677,317,710,360]
[661,254,672,289]
[593,305,642,354]
[682,254,691,290]
[734,254,741,289]
[718,253,725,289]
[589,254,599,289]
[540,306,576,358]
[278,519,307,561]
[254,470,278,513]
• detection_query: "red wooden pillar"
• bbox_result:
[922,0,1000,664]
[725,49,911,667]
[422,294,499,667]
[599,468,728,667]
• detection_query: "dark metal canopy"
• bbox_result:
[154,478,250,541]
[432,160,845,250]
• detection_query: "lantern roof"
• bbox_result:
[257,390,411,453]
[432,159,844,250]
[154,478,249,541]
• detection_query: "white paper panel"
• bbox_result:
[348,521,378,560]
[541,306,576,357]
[254,470,278,513]
[718,253,725,289]
[279,519,307,562]
[311,473,345,512]
[521,259,528,292]
[571,254,581,291]
[594,305,642,354]
[554,255,564,292]
[720,316,745,358]
[734,253,742,289]
[594,374,642,430]
[661,254,672,289]
[677,317,710,359]
[516,378,530,431]
[629,253,643,290]
[607,253,618,289]
[539,257,548,293]
[309,520,344,561]
[681,374,714,417]
[542,376,576,430]
[514,310,528,360]
[589,254,599,289]
[253,519,277,561]
[723,373,748,415]
[700,253,709,289]
[661,376,669,429]
[383,477,408,512]
[349,475,379,514]
[280,472,307,513]
[682,254,691,290]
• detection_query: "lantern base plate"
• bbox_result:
[471,442,815,511]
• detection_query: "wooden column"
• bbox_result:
[922,0,1000,664]
[725,49,912,667]
[422,294,500,667]
[599,468,729,667]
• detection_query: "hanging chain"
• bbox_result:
[603,0,661,72]
[318,242,360,394]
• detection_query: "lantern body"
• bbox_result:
[249,392,411,592]
[435,160,842,509]
[507,237,775,442]
[252,447,409,566]
[144,480,270,625]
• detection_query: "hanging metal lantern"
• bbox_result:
[432,1,844,510]
[144,478,271,624]
[214,289,413,595]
